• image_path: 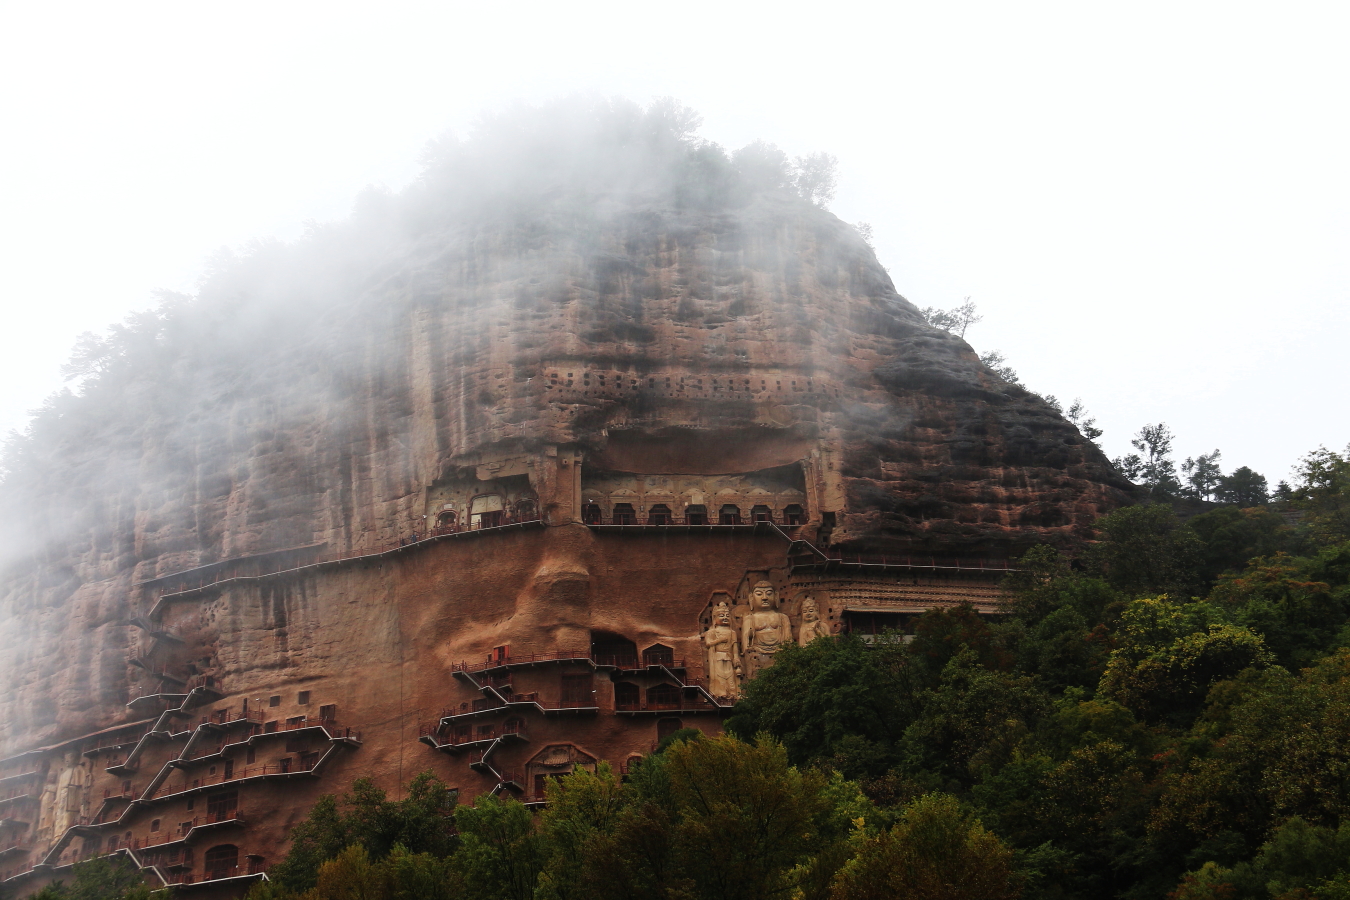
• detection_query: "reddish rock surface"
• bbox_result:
[0,172,1130,893]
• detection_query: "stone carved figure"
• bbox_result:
[741,580,793,679]
[797,596,831,645]
[702,601,742,701]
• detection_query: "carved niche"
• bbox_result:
[525,744,598,802]
[695,577,839,693]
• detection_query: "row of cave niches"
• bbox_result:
[542,368,843,401]
[581,502,805,526]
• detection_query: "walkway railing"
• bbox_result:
[0,839,32,856]
[83,730,153,754]
[157,761,315,796]
[452,650,688,674]
[584,516,804,528]
[148,515,543,603]
[421,723,528,746]
[452,649,591,673]
[816,552,1013,571]
[163,858,267,885]
[107,811,244,852]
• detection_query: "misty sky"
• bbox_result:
[1,3,1345,486]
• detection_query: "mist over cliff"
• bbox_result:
[0,97,1127,752]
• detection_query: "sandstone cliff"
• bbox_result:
[0,99,1129,762]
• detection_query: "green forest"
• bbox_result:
[32,441,1350,900]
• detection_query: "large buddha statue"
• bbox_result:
[740,580,793,679]
[701,601,742,701]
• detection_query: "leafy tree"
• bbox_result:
[829,793,1018,900]
[1002,546,1121,692]
[262,772,456,893]
[1099,618,1274,726]
[978,350,1021,385]
[1209,552,1346,669]
[535,763,628,900]
[1114,423,1182,499]
[1004,545,1121,627]
[536,759,688,900]
[726,634,917,779]
[29,857,150,900]
[920,298,983,338]
[1183,450,1225,501]
[1189,506,1293,585]
[793,152,839,207]
[1172,817,1350,900]
[664,734,837,900]
[1290,446,1350,543]
[1216,466,1270,506]
[910,604,1013,681]
[901,650,1048,786]
[1088,505,1205,598]
[454,793,545,900]
[1065,398,1104,446]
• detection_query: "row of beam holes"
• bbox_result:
[545,371,839,397]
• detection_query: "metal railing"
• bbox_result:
[163,858,267,885]
[615,697,718,713]
[0,839,32,856]
[440,695,607,719]
[157,760,317,795]
[452,650,687,674]
[199,709,263,728]
[452,649,592,673]
[425,513,542,538]
[583,515,804,528]
[150,514,544,601]
[425,722,528,747]
[83,731,152,754]
[105,810,244,851]
[815,552,1014,571]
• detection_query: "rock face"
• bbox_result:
[0,108,1130,893]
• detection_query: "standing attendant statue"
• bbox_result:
[797,596,831,645]
[702,601,742,701]
[741,580,793,679]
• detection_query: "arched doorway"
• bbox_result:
[783,504,805,526]
[642,644,674,667]
[591,632,637,669]
[647,503,672,525]
[526,745,598,803]
[719,504,741,525]
[514,497,538,522]
[750,504,773,523]
[581,502,603,525]
[470,494,505,529]
[612,502,637,525]
[204,844,238,880]
[684,504,708,525]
